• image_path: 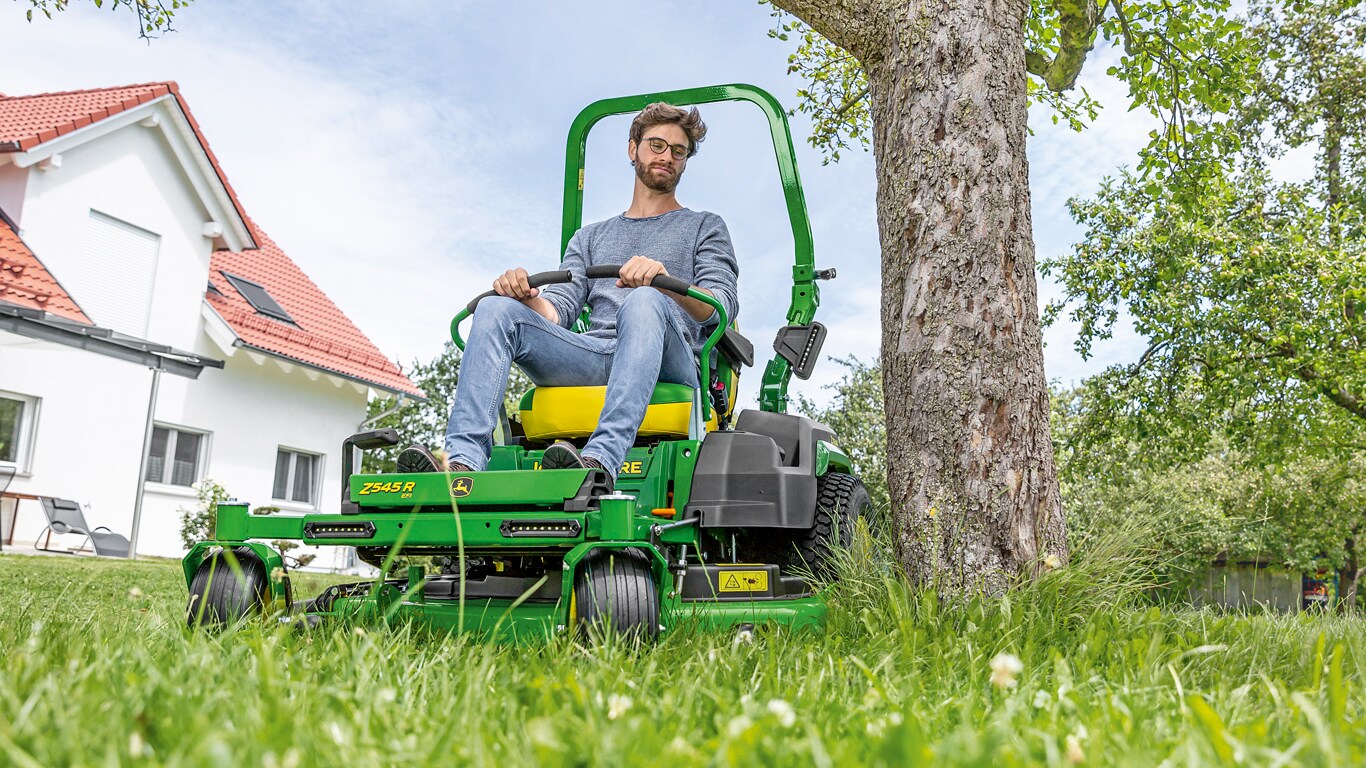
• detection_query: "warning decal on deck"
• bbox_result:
[718,570,769,593]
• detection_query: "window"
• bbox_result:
[0,391,38,470]
[144,426,207,486]
[273,449,321,506]
[75,211,161,336]
[221,271,296,325]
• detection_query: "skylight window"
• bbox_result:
[221,272,295,324]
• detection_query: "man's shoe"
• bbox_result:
[541,441,588,469]
[541,441,613,492]
[396,445,472,473]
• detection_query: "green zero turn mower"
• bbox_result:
[182,84,872,640]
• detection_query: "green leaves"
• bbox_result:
[19,0,192,40]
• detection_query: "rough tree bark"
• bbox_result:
[1341,533,1361,614]
[773,0,1068,592]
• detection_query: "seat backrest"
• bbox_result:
[40,497,88,532]
[0,465,14,496]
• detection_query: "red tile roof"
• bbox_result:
[207,227,421,397]
[0,82,253,243]
[0,213,91,324]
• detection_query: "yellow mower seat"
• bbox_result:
[519,382,716,441]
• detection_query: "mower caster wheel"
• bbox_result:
[572,548,660,641]
[186,547,272,629]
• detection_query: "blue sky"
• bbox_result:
[1,1,1156,405]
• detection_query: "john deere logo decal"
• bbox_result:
[451,477,474,497]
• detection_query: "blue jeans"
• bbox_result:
[445,290,699,471]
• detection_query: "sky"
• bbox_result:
[0,0,1158,406]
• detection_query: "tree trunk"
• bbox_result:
[862,0,1067,591]
[1340,534,1360,614]
[770,0,1068,591]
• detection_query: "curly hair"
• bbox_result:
[629,102,707,157]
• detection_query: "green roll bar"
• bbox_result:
[449,84,820,415]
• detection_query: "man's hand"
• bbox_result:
[493,268,540,300]
[618,255,717,322]
[617,256,668,288]
[492,267,558,325]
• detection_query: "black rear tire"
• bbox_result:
[186,547,273,629]
[572,548,660,641]
[791,472,872,575]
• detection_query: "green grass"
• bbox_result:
[0,533,1362,767]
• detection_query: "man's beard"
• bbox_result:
[634,153,682,193]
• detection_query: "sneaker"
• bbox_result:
[540,441,587,469]
[541,441,613,492]
[396,445,472,473]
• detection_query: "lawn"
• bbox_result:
[0,535,1361,767]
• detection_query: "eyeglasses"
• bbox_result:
[640,136,690,161]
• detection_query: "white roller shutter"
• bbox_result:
[74,211,161,337]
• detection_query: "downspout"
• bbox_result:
[358,393,406,431]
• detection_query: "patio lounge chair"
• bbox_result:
[0,465,13,551]
[37,497,130,558]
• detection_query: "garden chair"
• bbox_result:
[0,465,13,551]
[37,497,130,558]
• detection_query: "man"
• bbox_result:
[398,103,738,484]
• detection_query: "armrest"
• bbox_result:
[717,327,754,368]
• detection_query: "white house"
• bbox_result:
[0,82,422,563]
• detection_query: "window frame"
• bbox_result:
[221,271,297,325]
[272,447,324,509]
[143,423,210,488]
[0,390,40,473]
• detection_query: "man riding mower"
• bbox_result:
[182,84,872,641]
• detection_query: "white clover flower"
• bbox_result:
[1033,690,1052,709]
[1043,554,1062,570]
[128,731,145,758]
[862,686,883,708]
[127,587,144,599]
[1065,733,1085,764]
[766,699,797,728]
[607,693,633,721]
[726,715,752,738]
[989,652,1023,689]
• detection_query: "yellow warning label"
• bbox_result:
[718,570,769,593]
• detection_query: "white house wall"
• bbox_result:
[1,330,153,547]
[0,158,28,224]
[9,111,216,352]
[2,326,367,558]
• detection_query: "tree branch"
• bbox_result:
[1025,0,1103,91]
[1243,330,1366,422]
[833,85,870,118]
[768,0,880,60]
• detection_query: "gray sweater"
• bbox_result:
[539,208,738,355]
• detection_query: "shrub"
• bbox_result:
[177,479,231,549]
